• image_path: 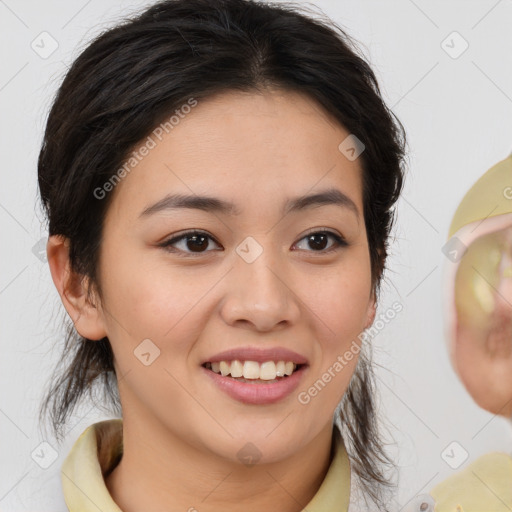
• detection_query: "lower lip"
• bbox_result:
[201,365,308,405]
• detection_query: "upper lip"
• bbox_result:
[202,346,309,365]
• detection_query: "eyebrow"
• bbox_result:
[139,187,360,220]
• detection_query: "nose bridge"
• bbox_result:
[220,235,300,329]
[234,235,287,305]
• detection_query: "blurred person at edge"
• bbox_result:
[406,154,512,512]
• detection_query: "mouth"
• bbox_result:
[201,360,309,404]
[202,360,307,384]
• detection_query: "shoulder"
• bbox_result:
[429,452,512,511]
[61,419,124,512]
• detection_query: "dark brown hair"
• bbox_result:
[37,0,407,508]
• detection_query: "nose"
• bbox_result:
[219,240,301,332]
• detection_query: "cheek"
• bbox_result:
[293,257,371,402]
[307,260,372,337]
[99,250,219,356]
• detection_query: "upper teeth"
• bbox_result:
[206,360,298,380]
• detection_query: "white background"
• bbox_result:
[1,0,512,510]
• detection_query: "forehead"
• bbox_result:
[107,89,365,221]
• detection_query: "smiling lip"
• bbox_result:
[201,346,309,365]
[200,347,309,405]
[201,364,308,405]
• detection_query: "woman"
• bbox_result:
[37,0,407,510]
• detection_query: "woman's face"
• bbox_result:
[94,89,375,463]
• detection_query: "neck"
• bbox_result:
[104,411,336,512]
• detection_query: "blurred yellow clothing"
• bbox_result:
[61,419,351,511]
[429,452,512,511]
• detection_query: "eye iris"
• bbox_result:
[308,233,328,251]
[187,234,209,252]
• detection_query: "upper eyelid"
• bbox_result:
[160,228,345,251]
[162,230,221,246]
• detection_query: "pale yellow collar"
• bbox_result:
[61,419,350,511]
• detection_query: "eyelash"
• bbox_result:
[158,229,348,257]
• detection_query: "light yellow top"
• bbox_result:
[429,451,512,511]
[61,419,351,511]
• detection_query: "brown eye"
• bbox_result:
[294,231,347,253]
[159,231,221,255]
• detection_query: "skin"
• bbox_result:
[456,315,512,417]
[47,89,377,512]
[452,221,512,417]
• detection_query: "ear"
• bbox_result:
[364,288,377,330]
[46,235,108,341]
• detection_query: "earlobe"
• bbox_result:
[46,235,107,341]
